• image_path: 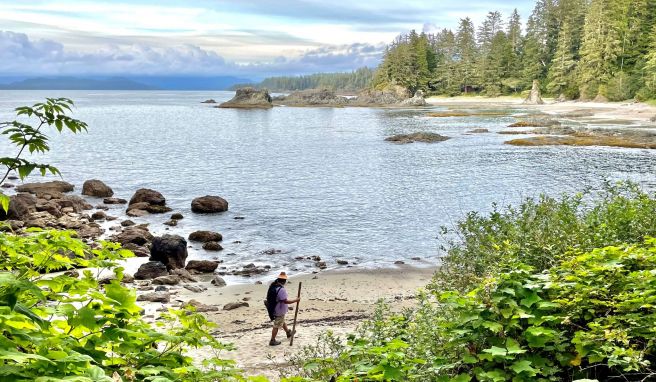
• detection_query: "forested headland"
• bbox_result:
[374,0,656,101]
[231,67,375,92]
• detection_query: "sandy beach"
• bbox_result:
[136,265,435,380]
[426,96,656,124]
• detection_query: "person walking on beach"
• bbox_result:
[266,272,300,346]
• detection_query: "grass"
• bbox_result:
[505,134,656,149]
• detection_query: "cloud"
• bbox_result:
[0,30,383,77]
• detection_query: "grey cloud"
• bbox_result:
[0,30,382,77]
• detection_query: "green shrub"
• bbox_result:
[433,182,656,292]
[0,229,256,381]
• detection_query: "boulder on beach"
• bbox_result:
[191,195,228,213]
[186,260,220,274]
[127,188,170,215]
[217,87,273,109]
[0,193,37,220]
[82,179,114,197]
[223,301,249,311]
[16,181,74,195]
[399,90,427,107]
[129,188,166,206]
[110,226,154,246]
[134,261,169,280]
[188,230,223,243]
[523,80,544,105]
[202,241,223,251]
[211,275,227,287]
[104,197,127,205]
[385,132,450,144]
[149,234,188,270]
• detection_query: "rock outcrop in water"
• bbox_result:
[191,195,228,213]
[273,89,349,107]
[16,180,74,194]
[385,132,450,144]
[218,87,273,109]
[127,188,171,216]
[150,234,188,270]
[82,179,114,197]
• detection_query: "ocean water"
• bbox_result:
[0,91,655,278]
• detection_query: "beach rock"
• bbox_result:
[126,208,149,217]
[316,261,327,269]
[82,179,114,197]
[149,234,188,270]
[134,261,169,280]
[202,241,223,251]
[229,264,270,276]
[171,213,184,220]
[25,211,58,228]
[351,85,410,106]
[185,260,220,274]
[76,224,103,238]
[104,197,127,205]
[218,87,273,109]
[223,302,249,311]
[122,243,150,257]
[154,285,168,292]
[121,220,135,227]
[7,175,18,180]
[211,275,227,287]
[110,227,154,246]
[650,116,656,122]
[191,196,228,213]
[188,299,219,312]
[163,219,177,227]
[400,90,427,106]
[152,275,181,286]
[183,284,207,293]
[0,220,24,231]
[16,181,74,195]
[91,211,107,221]
[170,268,198,283]
[274,88,349,107]
[1,183,14,188]
[188,230,223,242]
[524,80,544,105]
[385,132,450,144]
[395,260,405,265]
[137,292,170,303]
[337,260,349,265]
[0,193,37,220]
[201,99,217,104]
[58,195,93,212]
[129,188,166,206]
[468,128,489,133]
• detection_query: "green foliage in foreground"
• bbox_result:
[283,184,656,382]
[0,98,87,212]
[0,229,256,381]
[434,182,656,292]
[286,240,656,381]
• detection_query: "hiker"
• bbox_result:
[266,272,300,346]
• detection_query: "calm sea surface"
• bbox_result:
[1,91,655,278]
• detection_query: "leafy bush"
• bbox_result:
[0,229,255,381]
[287,240,656,382]
[433,182,656,292]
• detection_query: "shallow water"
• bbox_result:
[1,91,655,278]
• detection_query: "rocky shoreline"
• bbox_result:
[214,86,428,109]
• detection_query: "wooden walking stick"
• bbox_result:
[289,282,302,346]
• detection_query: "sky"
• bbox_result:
[0,1,534,79]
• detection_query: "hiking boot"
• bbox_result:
[269,340,282,346]
[286,329,296,339]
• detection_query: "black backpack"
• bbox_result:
[264,284,282,321]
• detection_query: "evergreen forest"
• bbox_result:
[374,0,656,100]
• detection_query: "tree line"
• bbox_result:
[233,67,375,92]
[374,0,656,101]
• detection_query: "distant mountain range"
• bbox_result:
[0,76,253,90]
